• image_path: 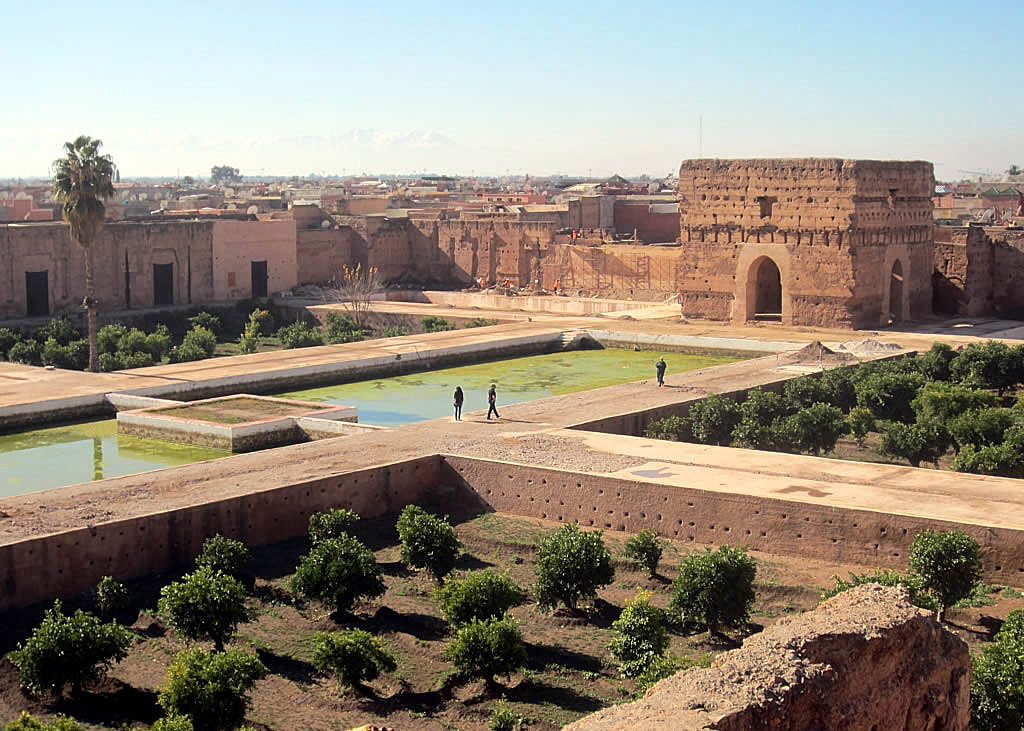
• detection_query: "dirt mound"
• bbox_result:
[778,340,855,364]
[838,338,904,354]
[565,584,970,731]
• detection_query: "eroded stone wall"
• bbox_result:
[565,585,969,731]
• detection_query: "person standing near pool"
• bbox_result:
[453,386,464,421]
[655,357,667,387]
[487,383,500,420]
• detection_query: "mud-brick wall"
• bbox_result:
[989,227,1024,316]
[296,227,355,285]
[440,456,1024,586]
[0,456,440,613]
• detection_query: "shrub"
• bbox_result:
[145,325,173,360]
[444,617,527,685]
[917,342,958,382]
[181,325,217,357]
[118,327,149,355]
[8,339,42,365]
[421,315,455,333]
[95,575,129,616]
[326,312,364,344]
[158,648,267,731]
[951,340,1023,395]
[971,608,1024,731]
[247,308,274,336]
[911,381,998,424]
[878,420,950,467]
[121,350,155,369]
[467,317,499,328]
[0,328,21,358]
[311,629,397,690]
[820,568,938,612]
[37,316,80,346]
[97,323,129,355]
[669,546,756,635]
[848,407,875,445]
[948,407,1014,450]
[643,415,692,442]
[819,366,859,411]
[731,389,791,450]
[688,394,741,446]
[308,508,360,544]
[855,370,925,423]
[4,713,82,731]
[42,337,89,370]
[534,523,614,612]
[396,505,462,580]
[195,534,251,579]
[149,716,194,731]
[187,311,221,335]
[783,376,829,410]
[290,534,386,614]
[276,321,325,349]
[158,566,250,651]
[489,697,523,731]
[435,570,522,626]
[953,442,1024,478]
[778,402,849,455]
[373,326,409,338]
[99,351,124,372]
[622,530,663,576]
[237,317,261,354]
[909,529,983,619]
[10,600,132,697]
[608,590,669,678]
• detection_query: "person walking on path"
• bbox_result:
[655,357,667,387]
[453,386,464,421]
[487,383,500,420]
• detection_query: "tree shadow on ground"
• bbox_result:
[354,606,448,641]
[255,647,318,686]
[454,552,494,571]
[58,678,161,727]
[505,678,604,714]
[524,642,603,674]
[378,560,415,578]
[249,536,309,581]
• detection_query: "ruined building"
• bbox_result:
[676,158,935,328]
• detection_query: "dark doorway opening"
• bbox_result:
[889,260,904,323]
[25,271,49,317]
[153,263,174,306]
[753,257,782,320]
[251,260,268,298]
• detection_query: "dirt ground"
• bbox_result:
[0,511,1019,731]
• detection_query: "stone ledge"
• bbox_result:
[564,584,969,731]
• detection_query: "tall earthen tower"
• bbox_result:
[677,158,934,328]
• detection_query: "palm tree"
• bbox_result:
[52,136,116,372]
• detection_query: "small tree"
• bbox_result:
[326,264,382,330]
[435,570,523,626]
[210,166,241,185]
[855,370,926,423]
[878,421,950,467]
[953,442,1024,478]
[848,407,875,446]
[819,366,859,412]
[669,546,756,636]
[308,507,360,545]
[150,716,194,731]
[731,388,791,451]
[608,590,670,678]
[783,376,830,410]
[158,566,250,651]
[187,311,221,335]
[95,575,129,616]
[489,698,524,731]
[950,340,1023,395]
[4,713,83,731]
[643,415,692,442]
[778,402,849,455]
[195,534,251,579]
[276,321,325,349]
[171,325,217,362]
[10,600,133,698]
[159,648,267,731]
[311,630,397,691]
[421,315,456,333]
[912,381,998,424]
[534,524,615,612]
[908,529,983,620]
[971,608,1024,731]
[237,314,261,354]
[444,617,527,687]
[916,342,958,382]
[622,530,663,576]
[947,407,1014,450]
[396,505,462,580]
[325,312,364,344]
[820,568,937,612]
[290,534,386,615]
[688,394,742,446]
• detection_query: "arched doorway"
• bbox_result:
[889,260,904,323]
[749,256,782,321]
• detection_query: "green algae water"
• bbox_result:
[0,420,228,497]
[0,349,739,495]
[280,349,740,426]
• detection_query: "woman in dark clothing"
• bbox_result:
[453,386,464,421]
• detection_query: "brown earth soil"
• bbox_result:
[0,512,1020,731]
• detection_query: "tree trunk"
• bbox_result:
[84,247,99,372]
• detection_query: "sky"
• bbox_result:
[2,0,1021,181]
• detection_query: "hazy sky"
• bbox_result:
[2,0,1021,181]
